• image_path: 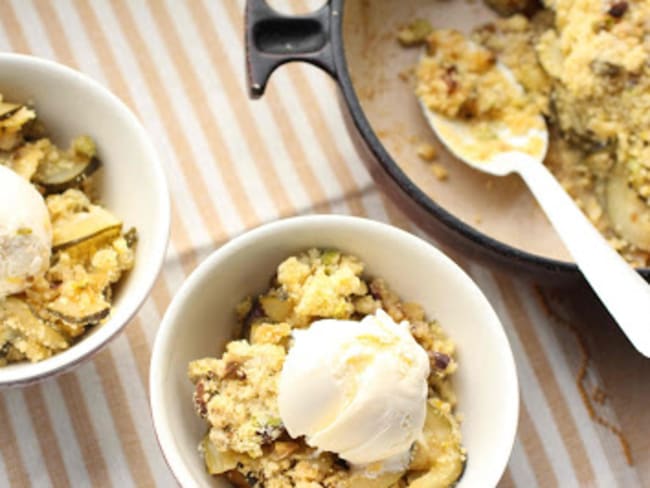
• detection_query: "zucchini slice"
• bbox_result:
[46,290,110,325]
[52,205,122,251]
[0,102,22,121]
[1,297,68,351]
[34,156,101,194]
[408,401,465,488]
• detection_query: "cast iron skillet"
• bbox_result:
[244,0,650,283]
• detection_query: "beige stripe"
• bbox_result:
[495,274,595,485]
[22,385,70,488]
[282,114,373,218]
[57,373,111,486]
[149,278,173,329]
[147,0,299,219]
[518,402,558,487]
[222,1,368,219]
[0,397,30,487]
[498,468,516,488]
[187,0,332,215]
[0,1,29,52]
[167,206,200,273]
[31,0,77,63]
[108,0,260,232]
[92,349,155,487]
[377,193,415,231]
[126,316,153,388]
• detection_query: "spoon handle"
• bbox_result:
[517,161,650,357]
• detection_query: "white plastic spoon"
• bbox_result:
[418,61,650,357]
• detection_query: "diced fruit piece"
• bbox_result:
[397,19,433,46]
[271,441,300,460]
[259,294,292,322]
[321,249,341,265]
[225,470,250,488]
[202,436,249,476]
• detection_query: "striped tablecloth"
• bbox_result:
[0,1,648,487]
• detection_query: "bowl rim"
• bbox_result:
[329,0,650,278]
[0,53,171,387]
[150,214,519,488]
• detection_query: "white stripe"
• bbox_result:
[468,266,580,486]
[39,381,92,487]
[3,390,52,487]
[122,0,280,223]
[507,437,539,488]
[73,363,135,488]
[516,285,642,487]
[206,0,355,211]
[135,300,162,347]
[362,190,391,222]
[330,195,351,215]
[0,451,11,488]
[109,334,177,487]
[168,0,313,215]
[297,71,373,189]
[87,0,245,240]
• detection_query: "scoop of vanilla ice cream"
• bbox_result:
[0,165,52,298]
[278,309,430,468]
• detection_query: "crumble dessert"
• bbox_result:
[0,94,136,365]
[188,249,465,488]
[407,0,650,266]
[416,29,546,162]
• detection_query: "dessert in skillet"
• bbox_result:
[188,249,465,487]
[416,29,546,163]
[408,0,650,267]
[0,94,136,365]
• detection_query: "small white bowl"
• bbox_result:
[0,54,170,387]
[150,215,519,488]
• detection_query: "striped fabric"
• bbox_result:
[0,1,647,486]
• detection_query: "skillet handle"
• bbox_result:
[245,0,337,98]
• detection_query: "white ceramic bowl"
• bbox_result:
[0,54,170,387]
[150,215,519,488]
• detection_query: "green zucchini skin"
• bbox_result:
[0,104,22,121]
[37,156,101,195]
[46,305,110,325]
